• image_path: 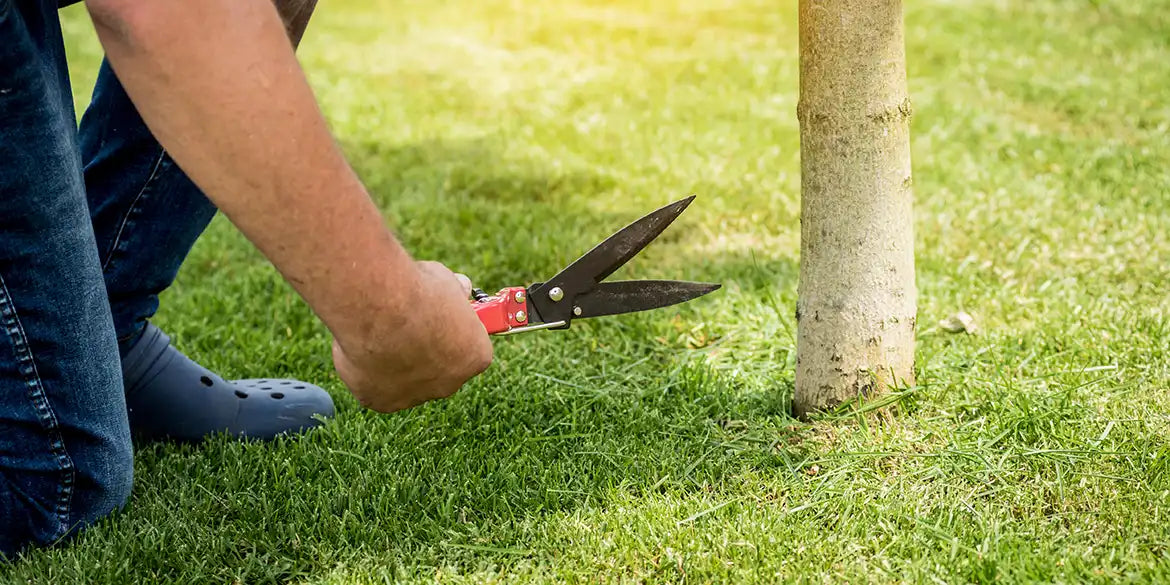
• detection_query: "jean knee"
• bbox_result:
[72,430,134,528]
[92,442,133,517]
[0,434,131,555]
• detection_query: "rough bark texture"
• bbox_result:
[274,0,318,48]
[794,0,916,418]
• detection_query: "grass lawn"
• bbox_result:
[4,0,1169,582]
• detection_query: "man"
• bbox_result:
[0,0,493,554]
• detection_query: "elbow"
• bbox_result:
[85,0,158,46]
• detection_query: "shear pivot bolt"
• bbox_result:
[515,310,528,323]
[573,306,582,316]
[514,291,526,303]
[548,287,564,302]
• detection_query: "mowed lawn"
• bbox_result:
[4,0,1169,582]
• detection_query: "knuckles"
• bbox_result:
[468,344,494,375]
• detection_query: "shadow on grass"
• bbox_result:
[125,285,799,579]
[97,342,803,582]
[338,135,797,293]
[339,136,654,288]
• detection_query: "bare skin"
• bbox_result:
[84,0,493,412]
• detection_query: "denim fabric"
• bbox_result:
[1,0,217,554]
[0,0,133,555]
[80,60,218,356]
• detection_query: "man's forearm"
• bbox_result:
[86,0,415,345]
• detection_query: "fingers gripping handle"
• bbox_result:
[472,287,530,335]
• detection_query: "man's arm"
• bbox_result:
[85,0,492,412]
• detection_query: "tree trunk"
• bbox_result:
[793,0,916,418]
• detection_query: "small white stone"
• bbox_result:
[939,311,978,334]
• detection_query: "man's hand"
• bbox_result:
[85,0,494,409]
[331,262,493,412]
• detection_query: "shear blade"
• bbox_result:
[529,196,696,323]
[571,280,721,319]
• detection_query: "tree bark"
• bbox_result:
[794,0,916,418]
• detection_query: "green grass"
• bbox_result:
[5,0,1170,582]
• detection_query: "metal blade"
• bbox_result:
[529,196,696,323]
[571,280,720,319]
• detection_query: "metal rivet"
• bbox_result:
[573,306,582,316]
[548,287,564,302]
[515,310,527,322]
[514,290,526,303]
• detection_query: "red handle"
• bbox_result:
[472,287,531,335]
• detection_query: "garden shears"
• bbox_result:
[471,196,720,335]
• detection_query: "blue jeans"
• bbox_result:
[1,0,217,554]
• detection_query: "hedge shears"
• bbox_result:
[472,196,720,335]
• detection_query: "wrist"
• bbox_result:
[328,258,427,359]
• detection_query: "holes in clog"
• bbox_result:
[271,392,285,399]
[200,376,213,387]
[234,390,248,399]
[294,385,305,389]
